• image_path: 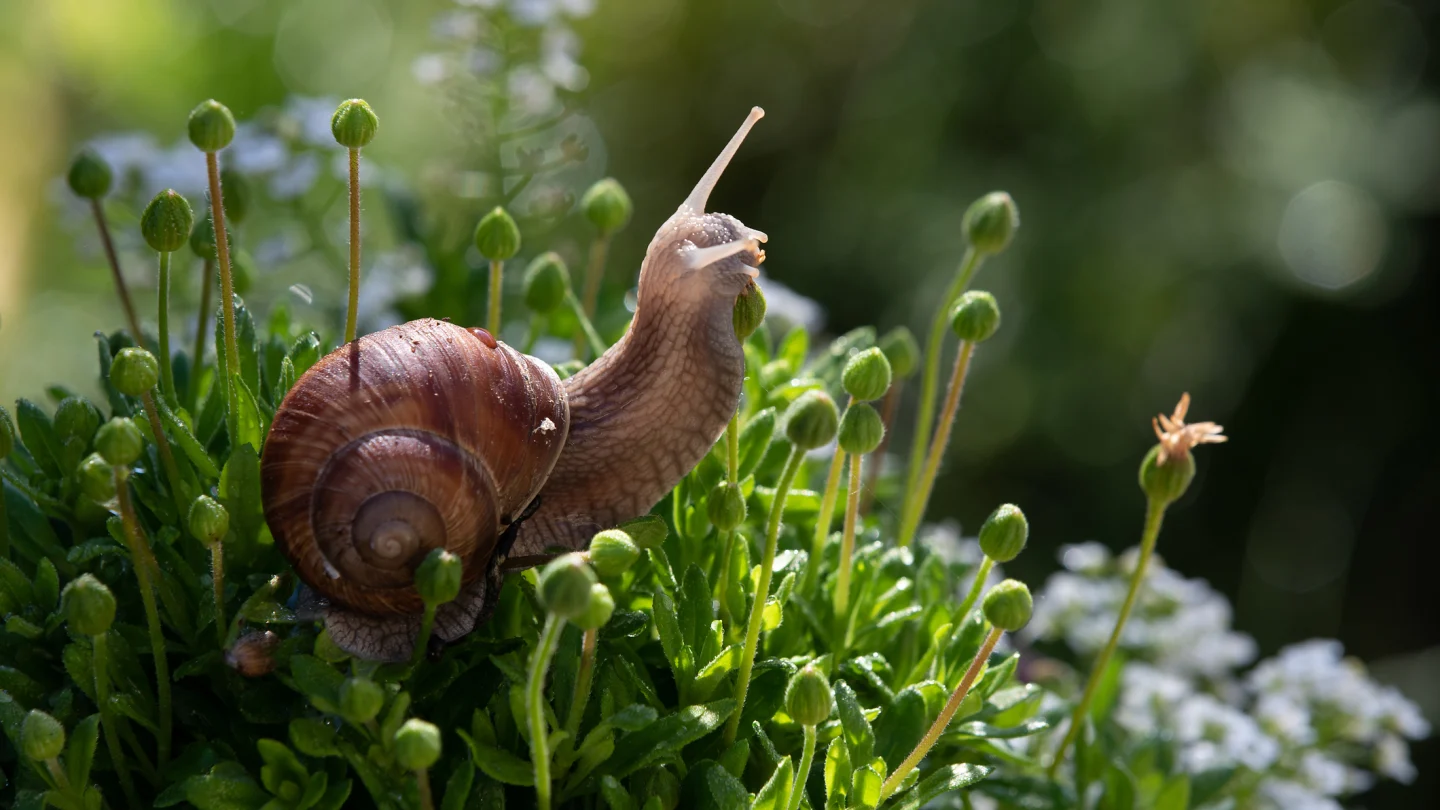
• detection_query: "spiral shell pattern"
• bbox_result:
[261,318,569,616]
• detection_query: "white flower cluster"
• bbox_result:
[1029,543,1430,807]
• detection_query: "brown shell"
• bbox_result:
[261,318,569,616]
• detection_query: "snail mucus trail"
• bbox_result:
[261,107,769,661]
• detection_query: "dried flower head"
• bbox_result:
[1152,393,1226,464]
[226,630,280,677]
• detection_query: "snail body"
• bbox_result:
[261,108,769,660]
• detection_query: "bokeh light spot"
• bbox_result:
[1277,180,1387,291]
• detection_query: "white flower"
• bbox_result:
[1257,779,1342,810]
[1059,541,1110,573]
[412,53,451,86]
[1115,664,1192,736]
[1254,692,1316,746]
[1297,751,1349,796]
[1172,694,1279,773]
[508,66,557,116]
[1374,733,1417,783]
[432,10,482,40]
[755,275,826,335]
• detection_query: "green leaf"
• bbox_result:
[604,609,650,639]
[33,558,59,614]
[289,718,340,758]
[849,765,881,810]
[600,775,636,810]
[825,736,851,810]
[15,398,61,477]
[0,557,35,610]
[219,444,263,545]
[680,760,750,810]
[737,659,796,733]
[749,755,793,810]
[1098,765,1136,810]
[1188,767,1236,806]
[679,565,715,656]
[691,645,742,703]
[873,687,927,770]
[601,699,736,778]
[601,704,659,733]
[890,764,992,810]
[455,729,534,786]
[65,714,101,787]
[312,777,351,810]
[1154,775,1190,810]
[736,408,776,479]
[441,761,475,810]
[652,587,689,681]
[231,373,264,455]
[834,680,875,768]
[157,399,221,479]
[975,653,1018,699]
[288,332,321,377]
[289,655,344,713]
[183,761,271,810]
[274,356,297,405]
[777,325,808,374]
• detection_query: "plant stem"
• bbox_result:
[575,234,610,359]
[205,153,241,449]
[833,453,863,619]
[44,758,72,791]
[860,381,902,516]
[1048,498,1167,777]
[881,626,1002,800]
[952,557,994,624]
[564,290,607,359]
[156,251,177,407]
[718,530,737,632]
[727,412,741,483]
[210,542,226,647]
[416,769,434,810]
[411,603,438,668]
[345,148,362,344]
[191,258,213,410]
[901,249,981,538]
[803,448,846,594]
[139,390,186,516]
[899,341,976,547]
[523,314,544,353]
[487,259,504,336]
[528,613,565,810]
[113,466,171,768]
[92,632,142,810]
[786,724,818,810]
[565,628,599,743]
[724,446,804,746]
[90,199,144,344]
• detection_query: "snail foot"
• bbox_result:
[316,568,502,662]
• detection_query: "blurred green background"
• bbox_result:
[1,0,1435,803]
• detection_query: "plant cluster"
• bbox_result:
[2,89,1429,810]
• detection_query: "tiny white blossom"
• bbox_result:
[1257,779,1342,810]
[1374,733,1416,783]
[1172,694,1279,773]
[509,66,557,116]
[412,53,451,86]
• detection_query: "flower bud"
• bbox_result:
[21,710,65,761]
[110,347,160,396]
[573,582,616,630]
[784,390,840,451]
[225,629,279,677]
[962,191,1019,256]
[707,482,747,532]
[219,168,251,224]
[339,677,385,725]
[978,504,1028,563]
[581,178,633,234]
[474,206,521,261]
[1139,444,1196,505]
[62,574,116,636]
[188,495,230,546]
[393,718,442,770]
[188,100,236,153]
[77,453,115,501]
[416,549,463,606]
[949,291,1000,343]
[523,252,569,314]
[95,417,144,467]
[141,189,194,253]
[733,281,767,340]
[54,396,101,445]
[838,403,885,455]
[588,529,640,576]
[0,405,14,459]
[878,326,920,380]
[982,579,1033,632]
[538,552,598,620]
[67,148,113,199]
[331,99,379,150]
[841,347,892,403]
[784,665,835,726]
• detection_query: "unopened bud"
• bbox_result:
[581,178,633,234]
[188,495,230,546]
[95,418,144,467]
[54,396,101,445]
[331,99,379,150]
[339,677,385,725]
[784,390,839,451]
[62,574,117,636]
[838,403,885,455]
[21,710,65,761]
[962,192,1019,256]
[733,282,767,340]
[474,207,521,261]
[67,149,113,199]
[416,549,463,606]
[393,718,442,770]
[841,347,892,403]
[707,482,747,532]
[573,582,616,630]
[978,504,1028,563]
[77,453,115,501]
[1139,445,1196,505]
[188,100,236,153]
[588,529,640,576]
[523,252,569,314]
[110,347,159,396]
[142,189,194,253]
[784,665,835,726]
[982,579,1033,632]
[220,168,251,224]
[538,553,598,620]
[878,326,920,380]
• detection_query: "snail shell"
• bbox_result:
[261,318,568,624]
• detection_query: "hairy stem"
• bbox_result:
[529,613,565,810]
[724,446,805,746]
[901,249,981,537]
[205,153,241,449]
[93,632,142,810]
[881,626,1002,800]
[1049,498,1167,777]
[416,768,434,810]
[156,251,177,406]
[190,258,213,410]
[727,412,741,483]
[899,341,976,546]
[114,467,171,767]
[210,541,226,647]
[833,453,863,619]
[345,148,362,344]
[139,390,186,516]
[411,603,438,668]
[565,628,599,744]
[90,199,144,343]
[861,381,901,515]
[487,259,504,336]
[575,234,610,359]
[804,448,846,594]
[952,557,994,624]
[786,723,818,810]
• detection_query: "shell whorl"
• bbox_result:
[261,318,569,616]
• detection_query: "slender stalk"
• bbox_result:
[44,758,72,791]
[190,258,213,409]
[901,249,981,535]
[899,342,976,546]
[415,769,434,810]
[564,290,607,359]
[92,632,141,810]
[723,446,805,746]
[575,234,610,359]
[726,412,741,483]
[138,390,186,515]
[718,530,737,632]
[345,148,362,343]
[786,724,818,810]
[114,467,171,767]
[565,628,599,742]
[952,557,994,623]
[205,153,241,448]
[90,199,144,343]
[881,626,1002,800]
[833,454,863,618]
[411,603,438,668]
[523,314,544,353]
[487,259,504,335]
[1049,499,1167,777]
[210,542,226,647]
[803,449,846,594]
[860,382,902,516]
[156,251,177,407]
[528,613,565,810]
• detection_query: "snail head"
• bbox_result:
[640,107,768,304]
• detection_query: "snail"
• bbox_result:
[261,108,769,661]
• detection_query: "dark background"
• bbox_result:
[1,1,1435,804]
